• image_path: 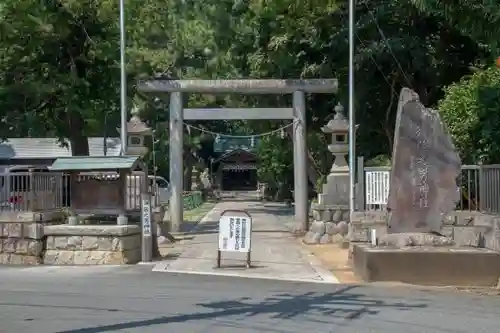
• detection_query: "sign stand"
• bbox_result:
[217,210,252,269]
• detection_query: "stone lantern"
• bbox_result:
[322,103,349,174]
[117,106,152,157]
[318,103,350,206]
[305,103,351,245]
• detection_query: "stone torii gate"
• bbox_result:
[138,79,338,232]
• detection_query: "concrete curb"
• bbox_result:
[298,247,340,283]
[151,265,339,284]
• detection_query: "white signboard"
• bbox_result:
[218,215,252,253]
[141,197,152,236]
[365,171,390,205]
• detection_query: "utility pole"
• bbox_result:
[119,0,128,154]
[348,0,356,213]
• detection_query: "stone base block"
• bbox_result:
[352,244,500,287]
[0,221,45,265]
[379,233,455,247]
[304,220,350,245]
[43,249,140,265]
[0,211,65,223]
[0,253,42,265]
[43,224,141,265]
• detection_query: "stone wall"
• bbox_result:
[349,210,500,251]
[0,221,44,264]
[44,225,141,265]
[304,220,350,245]
[304,202,350,245]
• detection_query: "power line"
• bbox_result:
[337,4,400,100]
[362,2,414,88]
[355,34,399,100]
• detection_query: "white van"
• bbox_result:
[152,176,171,204]
[126,173,171,209]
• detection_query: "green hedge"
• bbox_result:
[183,191,203,210]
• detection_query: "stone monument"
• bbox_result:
[351,88,500,287]
[383,87,461,244]
[304,103,350,244]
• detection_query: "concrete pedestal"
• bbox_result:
[44,225,141,265]
[352,244,500,287]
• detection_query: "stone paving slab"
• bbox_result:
[153,201,339,283]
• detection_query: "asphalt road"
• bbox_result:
[0,265,499,333]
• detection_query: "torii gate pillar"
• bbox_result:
[169,91,184,233]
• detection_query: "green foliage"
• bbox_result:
[1,0,499,194]
[315,174,327,194]
[365,155,391,167]
[0,0,121,154]
[409,0,500,53]
[439,66,500,164]
[257,135,293,199]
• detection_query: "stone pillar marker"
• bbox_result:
[118,106,158,261]
[305,103,351,244]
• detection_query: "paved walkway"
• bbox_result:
[153,201,339,283]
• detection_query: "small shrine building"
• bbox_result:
[212,136,260,191]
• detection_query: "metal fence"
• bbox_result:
[0,171,164,213]
[476,164,500,213]
[357,157,500,214]
[0,171,64,212]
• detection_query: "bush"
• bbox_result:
[439,67,500,164]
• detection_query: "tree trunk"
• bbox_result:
[68,111,89,156]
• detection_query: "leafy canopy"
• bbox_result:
[439,66,500,164]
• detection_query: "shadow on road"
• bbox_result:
[244,205,294,217]
[184,221,219,235]
[55,285,427,333]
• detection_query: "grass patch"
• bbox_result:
[158,201,217,236]
[184,201,216,222]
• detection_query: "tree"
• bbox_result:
[439,66,500,164]
[1,0,495,197]
[0,0,121,154]
[129,0,490,196]
[257,135,294,200]
[409,0,500,53]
